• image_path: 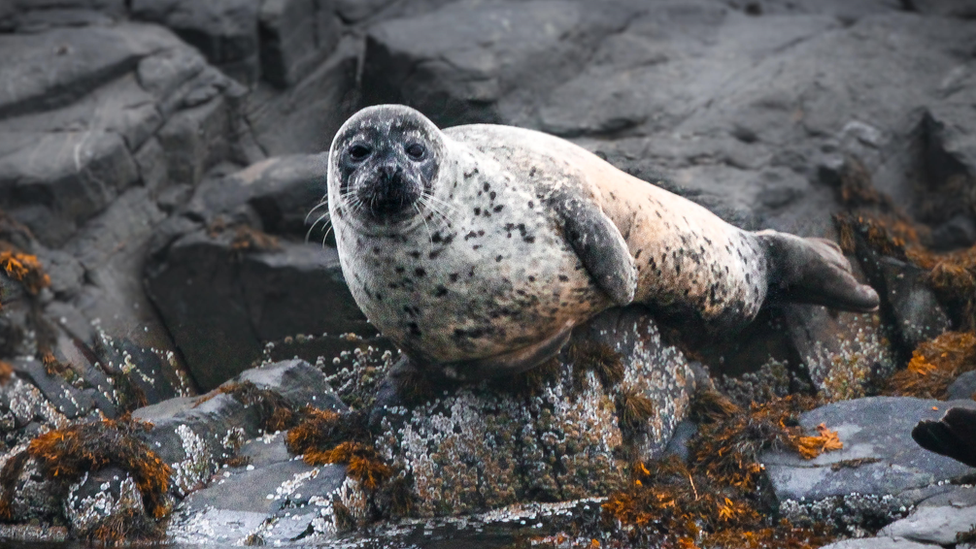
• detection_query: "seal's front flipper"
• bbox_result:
[757,230,879,312]
[552,194,637,306]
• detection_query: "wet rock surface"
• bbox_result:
[0,0,975,547]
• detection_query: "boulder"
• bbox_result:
[258,0,341,89]
[375,306,700,517]
[130,0,262,85]
[762,397,976,528]
[362,0,636,127]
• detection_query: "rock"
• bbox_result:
[258,0,341,89]
[64,466,146,536]
[870,257,951,351]
[763,397,976,526]
[333,0,396,22]
[780,304,896,402]
[170,460,349,545]
[362,0,635,127]
[947,371,976,401]
[245,37,362,156]
[145,226,369,390]
[131,359,344,494]
[8,358,96,420]
[187,154,330,237]
[130,0,261,85]
[375,306,699,517]
[880,504,976,545]
[907,0,976,18]
[819,537,942,549]
[237,358,346,412]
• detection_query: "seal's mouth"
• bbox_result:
[356,163,423,222]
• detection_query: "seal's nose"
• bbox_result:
[377,163,403,185]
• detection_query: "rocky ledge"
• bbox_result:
[1,0,976,547]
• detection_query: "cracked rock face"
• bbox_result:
[376,307,699,517]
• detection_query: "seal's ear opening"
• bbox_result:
[757,230,880,312]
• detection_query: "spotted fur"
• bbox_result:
[327,105,879,380]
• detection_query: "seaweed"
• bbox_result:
[616,388,656,433]
[885,331,976,399]
[568,341,625,392]
[0,415,172,542]
[0,251,50,296]
[602,391,841,548]
[0,360,11,386]
[196,381,300,433]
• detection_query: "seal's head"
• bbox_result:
[328,105,445,232]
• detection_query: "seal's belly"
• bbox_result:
[337,211,607,365]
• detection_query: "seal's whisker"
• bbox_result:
[306,213,332,244]
[414,203,434,244]
[418,195,456,229]
[304,198,329,224]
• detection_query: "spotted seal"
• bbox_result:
[326,105,879,380]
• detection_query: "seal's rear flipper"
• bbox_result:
[757,230,879,312]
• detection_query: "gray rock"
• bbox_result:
[362,0,635,127]
[237,358,345,413]
[258,0,340,89]
[873,257,950,350]
[9,357,95,419]
[64,466,145,536]
[171,457,349,544]
[334,0,397,22]
[780,303,897,402]
[947,371,976,401]
[819,537,942,549]
[131,0,262,85]
[188,154,330,237]
[763,397,976,506]
[376,306,699,517]
[245,37,361,156]
[881,505,976,545]
[238,432,292,468]
[145,226,368,390]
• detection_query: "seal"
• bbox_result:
[326,104,879,380]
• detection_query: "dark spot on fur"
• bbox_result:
[408,322,422,336]
[408,251,421,259]
[524,235,535,243]
[495,255,503,262]
[449,273,459,282]
[429,249,442,259]
[493,205,503,213]
[530,167,537,177]
[483,182,490,192]
[489,191,496,200]
[435,286,448,297]
[558,275,569,282]
[465,231,478,240]
[528,201,535,208]
[473,207,481,216]
[414,268,426,277]
[394,266,405,274]
[528,276,536,282]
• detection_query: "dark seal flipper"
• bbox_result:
[552,193,637,307]
[912,407,976,468]
[757,230,879,312]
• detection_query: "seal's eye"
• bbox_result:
[405,143,426,160]
[349,145,371,161]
